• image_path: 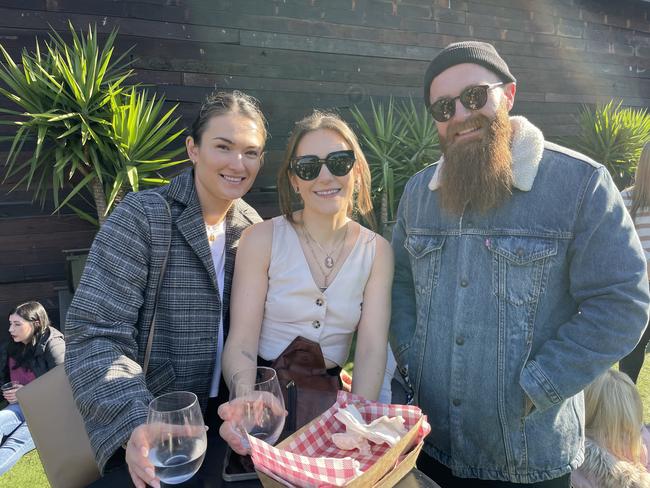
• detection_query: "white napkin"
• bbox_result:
[331,404,408,453]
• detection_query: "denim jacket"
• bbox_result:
[390,117,650,483]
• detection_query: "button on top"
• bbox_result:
[516,248,525,257]
[312,320,321,329]
[460,280,468,288]
[455,336,465,346]
[453,399,461,407]
[316,298,324,306]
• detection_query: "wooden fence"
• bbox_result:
[0,0,648,327]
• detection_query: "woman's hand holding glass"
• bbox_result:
[1,381,22,404]
[126,391,207,488]
[219,366,286,455]
[125,424,160,488]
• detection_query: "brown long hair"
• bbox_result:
[629,142,650,220]
[277,111,376,230]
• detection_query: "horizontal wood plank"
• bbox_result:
[0,0,647,296]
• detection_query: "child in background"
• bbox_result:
[572,369,650,488]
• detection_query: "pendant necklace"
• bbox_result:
[302,223,348,269]
[205,221,223,242]
[301,223,348,289]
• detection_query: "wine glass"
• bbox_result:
[146,391,207,485]
[1,381,21,404]
[229,366,286,448]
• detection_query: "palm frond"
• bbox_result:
[351,98,440,231]
[0,23,185,226]
[559,101,650,188]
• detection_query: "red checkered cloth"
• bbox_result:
[249,391,431,487]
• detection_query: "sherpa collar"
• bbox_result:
[428,115,545,192]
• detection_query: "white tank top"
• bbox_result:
[258,216,377,366]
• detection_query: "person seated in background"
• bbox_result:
[572,369,650,488]
[0,301,64,476]
[219,111,394,455]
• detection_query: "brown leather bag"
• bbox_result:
[271,336,340,434]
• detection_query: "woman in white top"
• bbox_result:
[220,111,394,454]
[620,142,650,383]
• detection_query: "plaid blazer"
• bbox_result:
[64,168,262,472]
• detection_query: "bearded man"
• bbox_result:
[390,41,650,487]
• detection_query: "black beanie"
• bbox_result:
[423,41,516,107]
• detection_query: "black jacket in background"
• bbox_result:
[0,326,65,383]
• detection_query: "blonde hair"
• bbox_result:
[277,110,376,230]
[629,142,650,220]
[585,369,645,464]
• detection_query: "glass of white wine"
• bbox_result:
[229,366,286,448]
[146,391,207,485]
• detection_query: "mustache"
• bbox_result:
[440,113,492,153]
[448,115,488,134]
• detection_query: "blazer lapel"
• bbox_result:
[222,201,244,336]
[176,201,219,292]
[168,169,219,294]
[167,170,257,337]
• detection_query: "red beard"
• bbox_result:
[438,102,514,216]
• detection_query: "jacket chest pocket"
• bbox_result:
[404,234,445,294]
[487,236,557,306]
[145,359,176,396]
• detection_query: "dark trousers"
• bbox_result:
[417,451,572,488]
[619,318,650,383]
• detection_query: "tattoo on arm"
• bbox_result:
[241,350,256,364]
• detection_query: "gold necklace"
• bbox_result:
[301,224,348,288]
[205,221,223,242]
[302,223,348,269]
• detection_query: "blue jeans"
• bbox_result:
[0,403,35,476]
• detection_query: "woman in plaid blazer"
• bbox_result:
[64,91,267,487]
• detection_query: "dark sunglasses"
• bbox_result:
[429,82,504,122]
[290,149,356,181]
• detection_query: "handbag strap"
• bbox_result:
[142,192,172,375]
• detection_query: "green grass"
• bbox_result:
[0,450,47,487]
[638,361,650,421]
[3,357,650,487]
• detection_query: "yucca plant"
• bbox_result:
[351,98,440,235]
[0,22,187,226]
[103,87,186,215]
[560,101,650,189]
